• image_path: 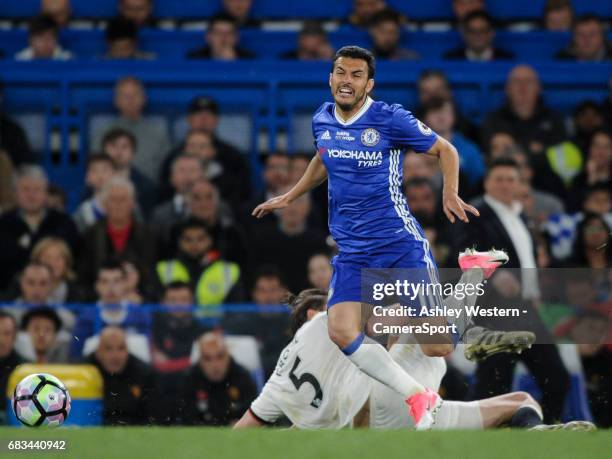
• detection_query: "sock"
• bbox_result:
[433,401,483,430]
[441,268,484,340]
[342,334,425,398]
[508,406,544,428]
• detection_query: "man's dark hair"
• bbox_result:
[176,217,211,239]
[404,177,437,194]
[106,16,138,42]
[332,46,376,79]
[461,10,495,29]
[286,288,327,336]
[369,9,403,28]
[164,280,192,292]
[300,21,327,38]
[97,258,126,277]
[47,184,66,206]
[544,0,573,14]
[418,69,450,87]
[101,127,137,151]
[21,306,62,333]
[21,261,53,280]
[573,100,603,118]
[574,13,603,30]
[485,157,520,178]
[421,96,454,116]
[583,182,612,202]
[29,15,58,37]
[209,13,238,30]
[0,310,17,333]
[252,264,285,287]
[86,152,115,170]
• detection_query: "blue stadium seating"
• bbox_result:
[0,28,600,61]
[1,0,610,20]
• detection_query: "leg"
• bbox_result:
[472,352,516,400]
[328,301,425,398]
[478,392,542,428]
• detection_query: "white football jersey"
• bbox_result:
[249,312,371,429]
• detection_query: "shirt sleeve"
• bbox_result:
[249,382,284,424]
[391,107,438,153]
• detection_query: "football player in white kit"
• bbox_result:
[235,254,595,431]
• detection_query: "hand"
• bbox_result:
[252,194,291,218]
[442,191,479,223]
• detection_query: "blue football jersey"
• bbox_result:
[312,97,438,254]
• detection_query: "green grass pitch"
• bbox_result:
[0,428,609,459]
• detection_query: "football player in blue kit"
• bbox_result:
[253,46,520,428]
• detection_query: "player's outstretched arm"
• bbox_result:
[233,409,264,429]
[427,137,480,224]
[252,154,327,218]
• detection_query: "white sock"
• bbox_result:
[345,336,425,398]
[433,401,483,430]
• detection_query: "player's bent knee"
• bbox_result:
[421,342,454,357]
[328,324,359,349]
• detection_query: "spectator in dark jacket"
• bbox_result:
[556,14,612,62]
[89,326,157,425]
[481,65,567,156]
[216,0,260,28]
[0,312,25,424]
[187,15,254,60]
[444,11,514,61]
[0,165,80,290]
[177,332,257,425]
[281,22,334,61]
[79,176,156,289]
[0,84,35,165]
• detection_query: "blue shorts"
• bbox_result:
[327,240,440,308]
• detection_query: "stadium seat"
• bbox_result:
[82,333,152,363]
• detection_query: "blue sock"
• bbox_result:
[341,333,365,356]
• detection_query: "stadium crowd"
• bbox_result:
[0,0,611,428]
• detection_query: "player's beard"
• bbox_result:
[334,87,367,113]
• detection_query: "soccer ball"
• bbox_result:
[12,373,71,427]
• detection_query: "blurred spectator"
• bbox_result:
[242,152,291,228]
[570,311,612,427]
[93,77,170,183]
[40,0,72,29]
[89,326,157,425]
[80,177,156,288]
[223,266,289,377]
[369,10,418,61]
[151,282,202,374]
[570,130,612,209]
[0,151,15,213]
[0,84,35,166]
[543,0,573,32]
[46,184,66,212]
[482,65,567,155]
[151,154,204,253]
[20,306,68,363]
[452,0,485,22]
[30,237,83,304]
[187,179,247,268]
[568,213,611,268]
[122,261,144,305]
[281,22,334,61]
[545,183,612,261]
[160,96,250,204]
[347,0,387,28]
[556,14,612,62]
[101,128,156,217]
[572,101,605,154]
[15,15,72,61]
[0,312,23,424]
[0,165,79,289]
[453,158,570,422]
[415,70,479,143]
[488,130,517,157]
[404,177,451,242]
[217,0,259,28]
[151,282,203,424]
[14,263,53,306]
[603,75,612,126]
[307,253,332,291]
[444,11,514,61]
[248,192,328,293]
[156,218,242,308]
[104,16,155,60]
[71,261,151,358]
[187,14,254,60]
[118,0,155,28]
[422,97,484,186]
[73,153,116,232]
[177,332,257,426]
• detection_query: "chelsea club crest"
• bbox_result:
[361,128,380,146]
